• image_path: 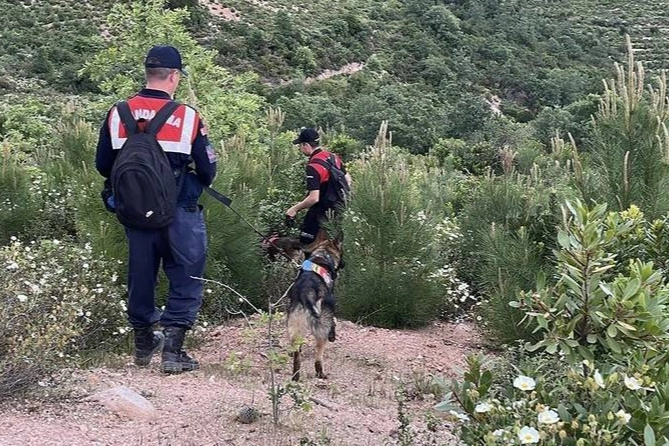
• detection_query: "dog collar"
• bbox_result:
[302,259,333,287]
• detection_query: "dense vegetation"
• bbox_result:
[4,0,669,443]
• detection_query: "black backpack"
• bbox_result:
[110,100,183,229]
[311,154,350,208]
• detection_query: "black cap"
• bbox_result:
[144,45,187,76]
[292,128,320,145]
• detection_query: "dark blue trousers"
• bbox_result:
[125,207,207,329]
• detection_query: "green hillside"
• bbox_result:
[3,0,669,152]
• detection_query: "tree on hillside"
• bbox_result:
[586,36,669,219]
[82,0,264,143]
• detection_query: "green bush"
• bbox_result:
[457,172,562,343]
[514,201,669,363]
[438,353,669,445]
[441,200,669,444]
[0,146,39,244]
[430,138,499,175]
[0,145,77,245]
[0,239,127,396]
[339,129,470,328]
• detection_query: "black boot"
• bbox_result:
[134,327,164,367]
[161,326,199,374]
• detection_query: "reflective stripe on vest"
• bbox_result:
[108,97,199,155]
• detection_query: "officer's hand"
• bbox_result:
[286,208,297,218]
[101,187,116,213]
[285,215,296,228]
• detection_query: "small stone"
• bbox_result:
[85,385,157,421]
[235,406,259,424]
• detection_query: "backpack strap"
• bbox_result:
[147,100,181,136]
[310,154,341,170]
[310,158,332,181]
[116,101,138,136]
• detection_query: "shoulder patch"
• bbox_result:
[206,144,217,163]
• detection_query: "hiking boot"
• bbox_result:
[134,327,164,367]
[161,326,199,374]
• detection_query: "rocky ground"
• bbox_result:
[0,317,482,445]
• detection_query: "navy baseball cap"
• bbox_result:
[293,128,320,145]
[144,45,187,76]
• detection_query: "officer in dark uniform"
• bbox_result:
[95,45,217,374]
[286,128,351,248]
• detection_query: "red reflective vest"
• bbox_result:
[308,149,343,183]
[108,95,200,155]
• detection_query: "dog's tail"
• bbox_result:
[305,299,321,321]
[287,297,333,344]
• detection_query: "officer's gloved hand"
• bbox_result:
[101,184,116,213]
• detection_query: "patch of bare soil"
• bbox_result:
[0,318,481,446]
[306,63,365,84]
[199,0,241,21]
[267,63,366,87]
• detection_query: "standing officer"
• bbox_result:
[95,45,217,374]
[286,128,351,248]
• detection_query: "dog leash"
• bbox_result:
[204,186,301,267]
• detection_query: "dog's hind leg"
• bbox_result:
[288,312,306,381]
[314,338,327,379]
[292,346,302,382]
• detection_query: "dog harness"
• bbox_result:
[302,259,333,288]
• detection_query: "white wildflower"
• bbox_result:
[475,402,493,413]
[512,400,525,409]
[624,376,642,391]
[513,375,536,391]
[538,407,560,424]
[518,426,540,444]
[448,410,469,422]
[16,294,28,303]
[594,370,605,389]
[492,429,505,437]
[615,409,631,424]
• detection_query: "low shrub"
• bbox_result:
[438,354,669,445]
[0,239,127,396]
[441,201,669,444]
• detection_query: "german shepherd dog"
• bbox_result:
[287,232,343,381]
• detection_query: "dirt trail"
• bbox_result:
[1,318,481,445]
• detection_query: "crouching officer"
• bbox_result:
[95,45,217,374]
